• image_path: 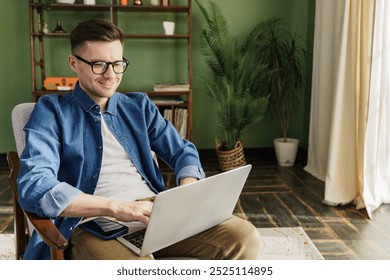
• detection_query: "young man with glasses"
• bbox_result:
[17,18,261,260]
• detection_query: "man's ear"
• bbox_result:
[68,55,78,73]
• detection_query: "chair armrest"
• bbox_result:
[24,211,68,259]
[24,211,68,251]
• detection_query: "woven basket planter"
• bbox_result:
[215,140,247,171]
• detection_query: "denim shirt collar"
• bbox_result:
[71,82,119,115]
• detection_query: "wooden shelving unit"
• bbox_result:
[29,0,193,139]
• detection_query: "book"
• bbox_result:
[163,108,188,139]
[153,83,190,92]
[151,97,185,106]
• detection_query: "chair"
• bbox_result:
[7,103,68,260]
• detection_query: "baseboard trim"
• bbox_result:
[198,147,308,167]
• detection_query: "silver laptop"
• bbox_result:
[116,164,252,257]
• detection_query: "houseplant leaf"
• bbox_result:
[196,0,271,151]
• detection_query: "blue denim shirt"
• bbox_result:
[17,83,205,259]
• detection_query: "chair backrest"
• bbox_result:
[11,103,35,156]
[8,103,36,258]
[10,103,35,236]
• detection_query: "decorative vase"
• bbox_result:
[52,19,66,33]
[215,140,246,171]
[42,22,49,34]
[273,138,299,167]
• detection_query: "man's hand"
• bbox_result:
[110,200,153,225]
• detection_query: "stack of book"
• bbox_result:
[153,83,190,92]
[163,108,188,139]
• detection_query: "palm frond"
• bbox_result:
[196,0,271,149]
[197,0,229,76]
[256,18,312,140]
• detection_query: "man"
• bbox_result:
[17,18,261,260]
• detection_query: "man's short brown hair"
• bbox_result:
[70,18,124,53]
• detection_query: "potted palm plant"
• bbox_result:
[257,19,311,166]
[195,0,270,171]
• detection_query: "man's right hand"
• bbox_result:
[109,200,153,225]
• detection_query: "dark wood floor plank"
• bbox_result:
[313,240,354,255]
[256,193,301,227]
[342,214,390,259]
[304,180,325,197]
[370,208,390,234]
[327,221,388,259]
[304,227,358,259]
[273,167,307,189]
[286,166,322,183]
[0,214,13,233]
[277,192,324,228]
[0,176,12,205]
[292,188,342,220]
[321,252,359,260]
[244,180,286,187]
[238,195,275,228]
[242,185,290,194]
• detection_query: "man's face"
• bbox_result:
[69,40,124,108]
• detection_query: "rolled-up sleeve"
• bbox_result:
[176,165,206,185]
[35,182,83,217]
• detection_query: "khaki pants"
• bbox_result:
[69,215,261,260]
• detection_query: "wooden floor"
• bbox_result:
[1,148,390,260]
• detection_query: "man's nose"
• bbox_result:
[103,64,117,77]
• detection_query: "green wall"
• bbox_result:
[0,0,315,153]
[0,2,31,153]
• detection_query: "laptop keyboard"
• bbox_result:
[121,228,146,249]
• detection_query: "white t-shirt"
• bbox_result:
[94,114,156,201]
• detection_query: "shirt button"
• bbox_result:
[98,146,102,150]
[93,174,98,179]
[95,117,99,122]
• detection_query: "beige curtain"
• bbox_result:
[304,0,378,215]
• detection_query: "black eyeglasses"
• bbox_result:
[74,54,129,75]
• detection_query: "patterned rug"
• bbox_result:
[258,227,324,260]
[0,227,323,260]
[0,234,15,260]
